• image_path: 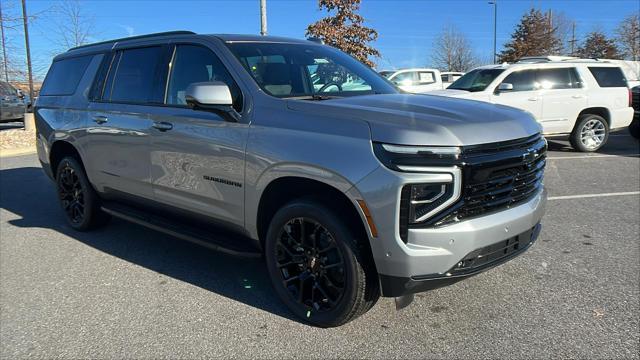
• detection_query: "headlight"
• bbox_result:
[407,183,455,223]
[373,142,463,242]
[373,142,461,171]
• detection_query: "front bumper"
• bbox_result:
[380,223,541,297]
[351,165,547,297]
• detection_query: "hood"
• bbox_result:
[286,94,540,146]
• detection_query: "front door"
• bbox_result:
[149,44,248,227]
[491,69,543,120]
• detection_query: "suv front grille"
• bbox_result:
[406,134,547,231]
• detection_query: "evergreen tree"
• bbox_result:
[576,31,620,59]
[498,8,562,63]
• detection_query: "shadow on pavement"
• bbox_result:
[0,166,298,323]
[546,130,640,157]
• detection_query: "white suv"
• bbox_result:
[432,61,634,151]
[379,68,443,93]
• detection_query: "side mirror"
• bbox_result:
[497,83,514,92]
[185,82,239,122]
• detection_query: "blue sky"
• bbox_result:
[5,0,640,78]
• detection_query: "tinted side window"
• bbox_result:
[40,55,93,96]
[106,46,164,103]
[503,70,536,91]
[537,68,581,89]
[588,67,627,87]
[166,45,243,112]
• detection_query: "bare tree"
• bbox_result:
[616,14,640,61]
[431,24,478,72]
[51,0,95,51]
[0,0,26,82]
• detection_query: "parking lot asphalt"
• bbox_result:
[1,132,639,359]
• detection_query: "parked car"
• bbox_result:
[379,68,443,93]
[36,31,547,327]
[431,61,634,152]
[0,81,26,122]
[441,71,464,88]
[630,85,640,139]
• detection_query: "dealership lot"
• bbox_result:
[0,133,638,358]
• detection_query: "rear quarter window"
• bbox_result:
[588,67,627,88]
[40,55,93,96]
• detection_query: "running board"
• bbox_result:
[100,203,262,258]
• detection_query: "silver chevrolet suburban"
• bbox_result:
[36,31,547,327]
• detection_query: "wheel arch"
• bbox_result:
[49,140,85,179]
[254,175,375,261]
[576,107,611,128]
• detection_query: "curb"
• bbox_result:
[0,147,37,158]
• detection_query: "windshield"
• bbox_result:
[226,42,397,98]
[448,68,505,92]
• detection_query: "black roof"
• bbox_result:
[57,31,317,60]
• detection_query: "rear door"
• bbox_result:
[491,69,542,119]
[148,42,248,227]
[537,67,586,134]
[85,45,168,199]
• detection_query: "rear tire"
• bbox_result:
[55,157,110,231]
[570,114,609,152]
[265,199,379,327]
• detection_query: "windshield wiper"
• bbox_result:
[291,94,340,101]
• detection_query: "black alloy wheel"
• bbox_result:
[265,199,379,327]
[57,163,86,225]
[275,217,346,312]
[55,156,109,231]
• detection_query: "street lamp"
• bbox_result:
[488,0,497,64]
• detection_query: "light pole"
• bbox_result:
[1,2,9,82]
[21,0,33,102]
[489,0,497,64]
[260,0,267,36]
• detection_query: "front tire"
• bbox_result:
[570,114,609,152]
[265,199,379,327]
[55,157,109,231]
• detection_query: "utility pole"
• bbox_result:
[21,0,33,102]
[569,21,576,56]
[489,1,497,64]
[0,1,9,82]
[260,0,267,36]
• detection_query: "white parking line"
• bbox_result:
[548,191,640,201]
[547,154,640,160]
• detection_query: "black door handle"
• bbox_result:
[152,121,173,131]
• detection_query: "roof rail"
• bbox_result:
[68,30,196,51]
